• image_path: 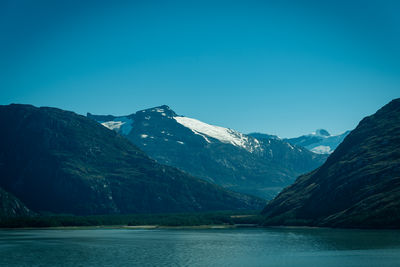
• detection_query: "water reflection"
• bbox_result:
[1,228,400,267]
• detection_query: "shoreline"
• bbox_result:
[0,224,260,230]
[2,224,397,231]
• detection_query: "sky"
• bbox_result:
[1,0,399,138]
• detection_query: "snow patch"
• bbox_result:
[101,121,123,130]
[173,116,259,152]
[311,145,332,154]
[100,117,133,135]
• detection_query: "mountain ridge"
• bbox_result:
[285,129,350,154]
[261,98,400,228]
[88,105,327,199]
[0,104,265,216]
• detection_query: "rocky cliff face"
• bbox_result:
[262,99,400,228]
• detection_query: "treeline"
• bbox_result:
[0,210,263,228]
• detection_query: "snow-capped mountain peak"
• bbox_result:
[311,129,330,137]
[286,129,350,154]
[89,106,262,153]
[138,105,177,118]
[87,105,328,200]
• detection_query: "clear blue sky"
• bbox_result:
[1,0,399,137]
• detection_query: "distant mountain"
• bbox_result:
[0,104,265,216]
[285,129,350,154]
[88,106,327,200]
[261,99,400,228]
[247,133,280,141]
[0,187,33,219]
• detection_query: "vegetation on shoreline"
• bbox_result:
[0,210,263,228]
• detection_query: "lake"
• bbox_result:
[1,227,400,266]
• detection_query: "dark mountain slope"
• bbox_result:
[0,104,264,215]
[88,106,326,199]
[262,99,400,228]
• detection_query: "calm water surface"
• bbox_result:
[1,227,400,266]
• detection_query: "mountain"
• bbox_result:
[247,133,280,140]
[88,106,327,200]
[285,129,350,154]
[261,99,400,228]
[0,187,33,219]
[0,104,265,216]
